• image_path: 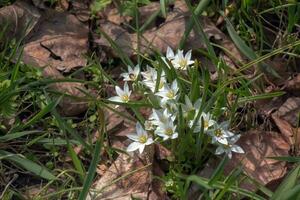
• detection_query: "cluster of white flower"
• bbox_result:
[108,47,244,159]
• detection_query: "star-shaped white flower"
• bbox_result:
[171,49,194,70]
[149,108,176,126]
[126,122,154,154]
[141,66,166,92]
[155,81,179,104]
[190,112,216,133]
[182,96,202,118]
[215,134,244,159]
[166,46,175,60]
[121,65,140,81]
[108,82,131,103]
[207,121,234,145]
[154,119,178,140]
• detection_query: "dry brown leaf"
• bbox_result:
[255,95,288,116]
[285,73,300,96]
[43,66,88,116]
[95,0,243,68]
[70,0,90,22]
[0,1,40,42]
[275,97,300,127]
[22,9,88,72]
[88,149,154,200]
[271,114,294,145]
[10,4,90,116]
[225,131,289,190]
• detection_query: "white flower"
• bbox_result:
[207,121,234,145]
[144,120,155,131]
[156,81,179,104]
[126,122,154,154]
[149,108,176,126]
[215,134,244,159]
[108,82,132,103]
[121,65,140,81]
[190,112,216,133]
[171,49,194,70]
[166,46,175,60]
[182,96,201,118]
[141,66,166,92]
[155,119,178,140]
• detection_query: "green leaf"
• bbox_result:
[160,0,167,18]
[0,150,56,180]
[0,130,41,142]
[271,165,300,200]
[67,143,86,182]
[79,140,102,200]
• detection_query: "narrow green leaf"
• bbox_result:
[20,96,62,130]
[271,165,300,200]
[208,156,228,185]
[238,91,285,104]
[160,0,167,18]
[79,140,102,200]
[0,130,41,142]
[0,150,56,180]
[267,156,300,163]
[67,143,86,182]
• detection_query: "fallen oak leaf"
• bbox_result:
[225,130,290,191]
[271,114,294,145]
[275,97,300,127]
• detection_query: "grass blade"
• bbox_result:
[0,150,56,180]
[271,165,300,200]
[67,143,86,182]
[78,140,102,200]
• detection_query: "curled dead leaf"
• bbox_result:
[88,149,154,200]
[285,73,300,96]
[225,131,290,191]
[95,0,243,70]
[275,97,300,127]
[0,1,40,42]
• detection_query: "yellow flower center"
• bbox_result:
[224,144,232,149]
[129,73,136,80]
[204,120,209,129]
[121,94,129,102]
[159,81,164,89]
[215,129,222,137]
[165,128,173,136]
[179,59,187,69]
[166,90,175,98]
[139,135,147,143]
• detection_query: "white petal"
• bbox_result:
[108,96,122,102]
[127,65,133,72]
[138,144,145,154]
[215,146,225,155]
[171,132,178,139]
[134,65,140,74]
[229,134,241,144]
[227,151,232,159]
[218,137,228,145]
[136,122,144,136]
[231,145,244,154]
[115,85,124,97]
[145,138,154,145]
[185,50,192,61]
[127,134,139,141]
[224,130,234,137]
[127,142,141,152]
[124,82,129,93]
[171,81,178,91]
[220,121,230,129]
[166,47,175,60]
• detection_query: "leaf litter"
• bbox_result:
[1,0,300,199]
